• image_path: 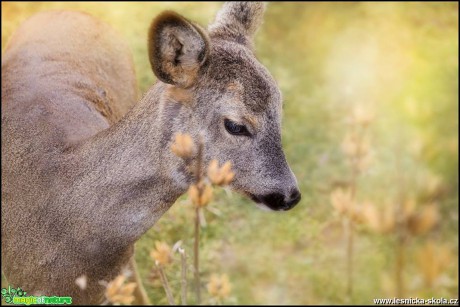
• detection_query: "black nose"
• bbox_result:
[251,189,301,211]
[287,189,301,208]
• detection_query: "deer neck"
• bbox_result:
[66,82,189,245]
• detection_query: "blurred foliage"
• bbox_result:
[2,2,458,304]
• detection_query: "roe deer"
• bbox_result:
[1,2,301,304]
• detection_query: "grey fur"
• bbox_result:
[1,3,299,305]
[209,2,267,47]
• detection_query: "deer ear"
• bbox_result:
[209,2,266,47]
[148,11,210,88]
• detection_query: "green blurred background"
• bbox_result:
[2,2,458,305]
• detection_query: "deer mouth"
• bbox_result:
[248,193,262,204]
[238,190,265,206]
[247,192,301,211]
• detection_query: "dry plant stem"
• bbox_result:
[179,248,187,305]
[345,126,361,302]
[194,140,204,305]
[345,185,355,301]
[395,236,406,297]
[346,219,354,302]
[129,257,152,305]
[395,141,406,298]
[157,263,175,305]
[194,207,201,305]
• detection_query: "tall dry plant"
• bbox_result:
[171,133,234,305]
[150,241,175,305]
[416,240,452,289]
[361,191,442,297]
[330,106,374,301]
[178,247,188,305]
[329,109,450,300]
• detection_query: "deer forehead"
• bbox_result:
[205,42,281,115]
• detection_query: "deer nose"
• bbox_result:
[251,188,301,211]
[286,188,301,208]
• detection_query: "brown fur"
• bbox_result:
[2,10,138,304]
[2,3,300,305]
[164,85,194,105]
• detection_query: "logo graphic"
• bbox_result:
[1,286,72,305]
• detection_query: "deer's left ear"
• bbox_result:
[148,11,210,88]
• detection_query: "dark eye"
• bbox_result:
[224,119,251,136]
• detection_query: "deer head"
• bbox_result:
[148,2,301,211]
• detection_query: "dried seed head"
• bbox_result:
[119,283,137,296]
[207,160,219,182]
[359,138,370,157]
[207,273,232,299]
[200,183,213,206]
[341,133,359,157]
[351,205,367,224]
[352,106,374,126]
[357,152,373,172]
[380,203,396,234]
[105,275,136,305]
[425,173,444,199]
[150,241,173,266]
[341,132,370,159]
[408,204,439,236]
[362,203,381,232]
[403,199,417,220]
[330,188,353,216]
[189,183,213,207]
[171,133,195,159]
[207,160,235,186]
[416,241,452,287]
[189,184,200,205]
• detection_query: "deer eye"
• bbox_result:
[224,119,250,136]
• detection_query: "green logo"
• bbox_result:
[1,286,72,305]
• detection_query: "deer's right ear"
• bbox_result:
[148,11,210,88]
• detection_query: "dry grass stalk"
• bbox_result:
[179,247,187,305]
[193,140,204,304]
[333,105,374,301]
[150,241,174,305]
[171,133,235,305]
[171,133,202,304]
[156,262,175,305]
[194,205,201,304]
